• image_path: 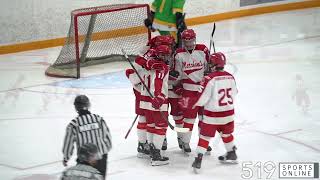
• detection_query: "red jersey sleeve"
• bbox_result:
[153,65,169,97]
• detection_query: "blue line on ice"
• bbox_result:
[50,71,130,89]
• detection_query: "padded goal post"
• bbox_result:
[46,4,151,78]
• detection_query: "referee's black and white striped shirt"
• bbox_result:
[62,111,112,161]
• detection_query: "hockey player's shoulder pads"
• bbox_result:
[200,74,213,88]
[194,44,208,52]
[195,44,210,61]
[135,56,147,68]
[175,47,187,54]
[174,47,187,60]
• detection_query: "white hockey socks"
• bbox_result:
[221,134,235,152]
[153,133,166,150]
[173,116,183,138]
[137,116,147,143]
[147,123,155,144]
[182,118,196,143]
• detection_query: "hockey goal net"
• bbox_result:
[46,4,151,78]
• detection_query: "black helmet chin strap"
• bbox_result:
[77,109,91,115]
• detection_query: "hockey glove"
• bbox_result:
[173,85,184,95]
[151,94,166,109]
[169,70,179,78]
[63,159,68,167]
[176,12,187,33]
[144,18,153,28]
[144,11,155,31]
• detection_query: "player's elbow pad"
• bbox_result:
[135,56,147,68]
[125,69,135,78]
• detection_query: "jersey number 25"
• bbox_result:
[218,88,233,106]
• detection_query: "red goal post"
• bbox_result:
[46,4,151,78]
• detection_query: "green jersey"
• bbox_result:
[151,0,186,31]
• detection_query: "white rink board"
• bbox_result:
[0,7,319,180]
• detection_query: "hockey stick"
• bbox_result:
[124,114,139,139]
[209,23,216,53]
[121,49,189,133]
[176,13,186,49]
[205,23,217,74]
[208,23,238,75]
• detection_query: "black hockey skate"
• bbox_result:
[205,145,212,155]
[161,138,167,150]
[177,137,183,149]
[192,153,203,174]
[182,142,191,155]
[218,146,238,164]
[149,143,155,158]
[151,148,169,166]
[137,142,150,159]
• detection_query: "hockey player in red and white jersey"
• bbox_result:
[125,36,174,158]
[191,52,238,172]
[135,35,176,151]
[139,45,171,166]
[125,67,150,158]
[136,35,175,71]
[126,36,170,158]
[173,29,210,153]
[168,55,184,149]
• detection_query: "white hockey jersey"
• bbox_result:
[126,64,144,93]
[194,71,238,125]
[174,44,209,92]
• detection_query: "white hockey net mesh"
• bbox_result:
[46,4,150,78]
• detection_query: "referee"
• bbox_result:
[62,95,112,179]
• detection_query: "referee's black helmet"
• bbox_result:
[74,95,90,111]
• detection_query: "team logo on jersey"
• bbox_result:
[182,61,204,75]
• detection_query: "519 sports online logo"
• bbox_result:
[241,161,319,179]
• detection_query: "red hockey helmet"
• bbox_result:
[181,29,196,40]
[147,36,157,47]
[210,52,226,68]
[155,45,172,63]
[181,29,196,50]
[149,35,175,48]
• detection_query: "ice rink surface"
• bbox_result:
[0,7,319,180]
